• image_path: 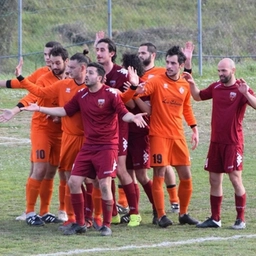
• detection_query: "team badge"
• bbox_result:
[230,92,237,101]
[179,87,185,94]
[163,83,168,88]
[66,88,71,93]
[109,80,116,87]
[98,99,105,108]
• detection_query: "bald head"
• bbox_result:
[218,58,235,69]
[217,58,236,86]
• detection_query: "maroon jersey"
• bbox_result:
[106,64,129,92]
[199,79,254,145]
[64,85,129,149]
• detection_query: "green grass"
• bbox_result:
[1,63,256,255]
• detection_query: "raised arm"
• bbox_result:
[182,41,194,71]
[182,72,201,101]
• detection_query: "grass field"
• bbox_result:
[1,63,256,255]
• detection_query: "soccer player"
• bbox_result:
[121,52,157,224]
[184,58,256,229]
[14,52,92,230]
[0,46,69,226]
[20,62,147,236]
[0,41,69,222]
[138,41,194,214]
[95,37,141,226]
[134,45,199,228]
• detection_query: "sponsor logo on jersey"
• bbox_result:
[66,88,71,93]
[163,83,168,88]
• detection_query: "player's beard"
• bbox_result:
[53,67,65,76]
[219,72,232,84]
[142,55,151,67]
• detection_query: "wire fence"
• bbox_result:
[1,0,256,76]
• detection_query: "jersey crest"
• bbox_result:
[98,99,105,108]
[179,87,185,94]
[229,92,237,101]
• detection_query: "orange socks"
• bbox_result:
[26,178,41,214]
[39,179,54,216]
[58,179,66,212]
[92,187,102,219]
[178,178,192,215]
[117,185,128,208]
[167,185,179,204]
[152,176,165,218]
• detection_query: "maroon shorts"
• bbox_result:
[126,133,150,170]
[71,147,118,179]
[204,142,243,173]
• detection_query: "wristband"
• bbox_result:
[184,68,192,74]
[130,85,138,90]
[190,124,197,128]
[17,75,25,82]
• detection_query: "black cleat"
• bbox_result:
[26,214,45,226]
[179,214,199,225]
[120,214,130,224]
[196,217,221,228]
[158,215,173,228]
[63,223,87,235]
[99,225,112,236]
[41,213,63,224]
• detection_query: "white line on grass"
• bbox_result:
[34,234,256,256]
[0,136,30,145]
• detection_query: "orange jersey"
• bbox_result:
[138,73,196,139]
[141,66,165,81]
[8,66,50,89]
[20,78,86,136]
[21,71,62,134]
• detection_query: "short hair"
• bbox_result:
[49,46,69,61]
[165,46,186,64]
[122,53,145,78]
[139,42,157,54]
[70,52,90,65]
[45,41,62,48]
[87,62,106,79]
[97,38,117,62]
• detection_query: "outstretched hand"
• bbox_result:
[182,72,195,85]
[133,112,148,128]
[94,31,105,48]
[181,41,194,60]
[15,57,23,77]
[0,109,16,123]
[128,66,139,87]
[20,103,40,112]
[237,78,249,95]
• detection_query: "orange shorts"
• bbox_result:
[149,136,191,166]
[59,133,84,172]
[30,130,62,166]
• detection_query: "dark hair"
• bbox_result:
[97,38,117,62]
[139,42,157,54]
[82,49,92,63]
[87,62,106,80]
[122,53,145,77]
[45,41,62,48]
[165,46,186,64]
[70,52,90,65]
[49,46,69,61]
